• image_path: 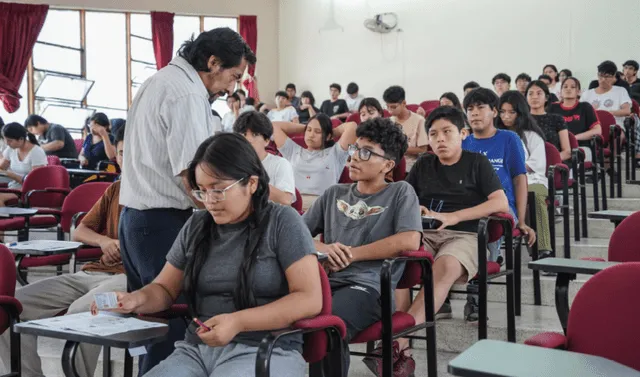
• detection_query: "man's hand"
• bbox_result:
[420,206,460,230]
[99,238,121,265]
[317,242,352,270]
[416,107,426,117]
[517,223,537,247]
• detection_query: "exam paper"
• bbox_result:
[9,240,83,252]
[26,312,166,337]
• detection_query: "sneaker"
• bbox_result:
[362,341,400,377]
[436,298,453,320]
[393,349,416,377]
[464,282,479,322]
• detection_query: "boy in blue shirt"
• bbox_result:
[461,87,536,320]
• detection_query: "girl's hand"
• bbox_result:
[196,313,243,347]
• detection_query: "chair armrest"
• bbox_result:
[0,295,23,315]
[71,211,88,230]
[293,314,347,339]
[0,188,21,196]
[524,332,567,349]
[486,212,516,243]
[580,257,606,262]
[399,249,435,264]
[25,188,70,208]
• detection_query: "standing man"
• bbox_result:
[119,27,255,374]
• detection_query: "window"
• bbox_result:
[33,10,82,76]
[85,12,127,111]
[203,16,237,32]
[172,16,201,58]
[130,13,156,100]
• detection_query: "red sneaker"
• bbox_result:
[393,349,416,377]
[362,341,400,377]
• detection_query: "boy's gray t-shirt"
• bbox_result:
[303,181,422,292]
[166,202,315,352]
[42,123,77,158]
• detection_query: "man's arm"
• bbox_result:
[269,185,293,205]
[181,172,204,209]
[609,103,631,117]
[349,231,421,262]
[41,140,64,152]
[513,174,528,226]
[576,124,601,141]
[406,145,428,156]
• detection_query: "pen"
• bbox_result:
[9,242,17,247]
[193,318,211,331]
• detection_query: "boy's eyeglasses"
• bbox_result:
[191,177,246,203]
[348,144,390,162]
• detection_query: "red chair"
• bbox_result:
[291,135,307,148]
[346,113,361,124]
[419,100,440,114]
[545,142,571,260]
[73,139,83,154]
[338,167,352,184]
[331,118,342,128]
[393,157,407,182]
[15,181,110,286]
[596,110,622,200]
[292,188,303,214]
[383,110,391,118]
[580,211,640,262]
[0,244,22,377]
[524,262,640,372]
[406,104,420,112]
[624,101,639,183]
[46,155,61,166]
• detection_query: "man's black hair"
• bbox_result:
[275,90,288,98]
[463,81,480,91]
[492,73,511,85]
[286,83,296,91]
[24,115,48,127]
[329,83,341,93]
[0,116,4,128]
[115,123,126,145]
[245,97,256,106]
[178,27,256,72]
[463,87,499,110]
[425,105,469,132]
[382,85,405,104]
[597,60,617,76]
[623,60,639,72]
[234,89,246,97]
[233,111,273,140]
[356,117,408,165]
[227,93,241,102]
[346,82,359,95]
[515,73,531,83]
[538,74,552,82]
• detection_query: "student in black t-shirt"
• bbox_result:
[297,91,320,124]
[623,60,640,102]
[319,83,350,120]
[526,81,571,161]
[549,77,601,142]
[25,115,77,158]
[392,106,509,368]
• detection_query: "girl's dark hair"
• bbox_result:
[559,69,573,80]
[300,91,315,106]
[233,111,273,140]
[526,80,551,109]
[2,122,39,146]
[183,133,271,315]
[561,76,581,91]
[496,91,546,155]
[306,113,335,149]
[90,112,110,129]
[543,64,559,82]
[358,97,384,115]
[178,27,256,72]
[439,92,462,110]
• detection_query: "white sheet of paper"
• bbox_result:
[25,312,166,337]
[94,292,119,310]
[128,346,148,356]
[9,240,83,252]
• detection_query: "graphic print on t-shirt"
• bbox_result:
[333,105,340,114]
[337,199,386,220]
[603,99,614,108]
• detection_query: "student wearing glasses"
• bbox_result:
[581,60,632,128]
[303,117,422,376]
[94,133,321,377]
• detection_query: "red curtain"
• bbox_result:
[239,15,258,101]
[151,11,174,70]
[0,2,48,113]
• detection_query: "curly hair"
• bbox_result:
[356,117,408,164]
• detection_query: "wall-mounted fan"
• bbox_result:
[364,13,398,34]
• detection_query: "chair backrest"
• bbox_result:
[60,182,112,233]
[406,104,419,112]
[596,110,616,146]
[266,141,281,157]
[383,109,391,118]
[21,165,70,207]
[567,131,579,149]
[608,211,640,262]
[544,142,565,189]
[331,118,342,128]
[0,245,16,334]
[566,262,640,370]
[346,113,361,124]
[302,264,332,363]
[74,139,83,154]
[419,100,440,113]
[47,155,61,166]
[393,157,407,181]
[292,188,303,213]
[632,99,639,116]
[338,167,352,184]
[291,135,307,148]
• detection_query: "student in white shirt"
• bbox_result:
[0,123,48,205]
[221,93,241,132]
[233,111,297,205]
[345,82,364,113]
[497,91,552,255]
[267,91,299,123]
[272,114,358,211]
[580,60,632,128]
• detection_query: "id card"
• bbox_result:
[94,292,119,310]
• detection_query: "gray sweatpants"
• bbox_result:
[143,341,305,377]
[0,271,127,377]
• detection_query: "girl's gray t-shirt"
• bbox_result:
[166,202,315,351]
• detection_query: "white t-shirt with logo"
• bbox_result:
[279,138,349,196]
[262,153,297,203]
[580,86,632,127]
[221,112,236,133]
[267,107,298,122]
[345,94,364,113]
[3,145,48,189]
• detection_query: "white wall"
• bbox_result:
[279,0,640,104]
[12,0,280,102]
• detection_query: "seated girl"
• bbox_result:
[92,133,321,377]
[497,91,552,257]
[79,112,116,170]
[0,123,47,206]
[358,97,384,122]
[526,81,571,161]
[272,113,357,210]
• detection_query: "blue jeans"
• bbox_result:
[119,207,193,375]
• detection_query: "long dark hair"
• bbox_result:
[439,92,463,110]
[358,97,384,115]
[306,113,335,149]
[496,91,545,155]
[183,133,271,315]
[2,123,39,146]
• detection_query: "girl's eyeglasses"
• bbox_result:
[191,177,246,203]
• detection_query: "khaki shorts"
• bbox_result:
[423,229,481,282]
[301,194,319,212]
